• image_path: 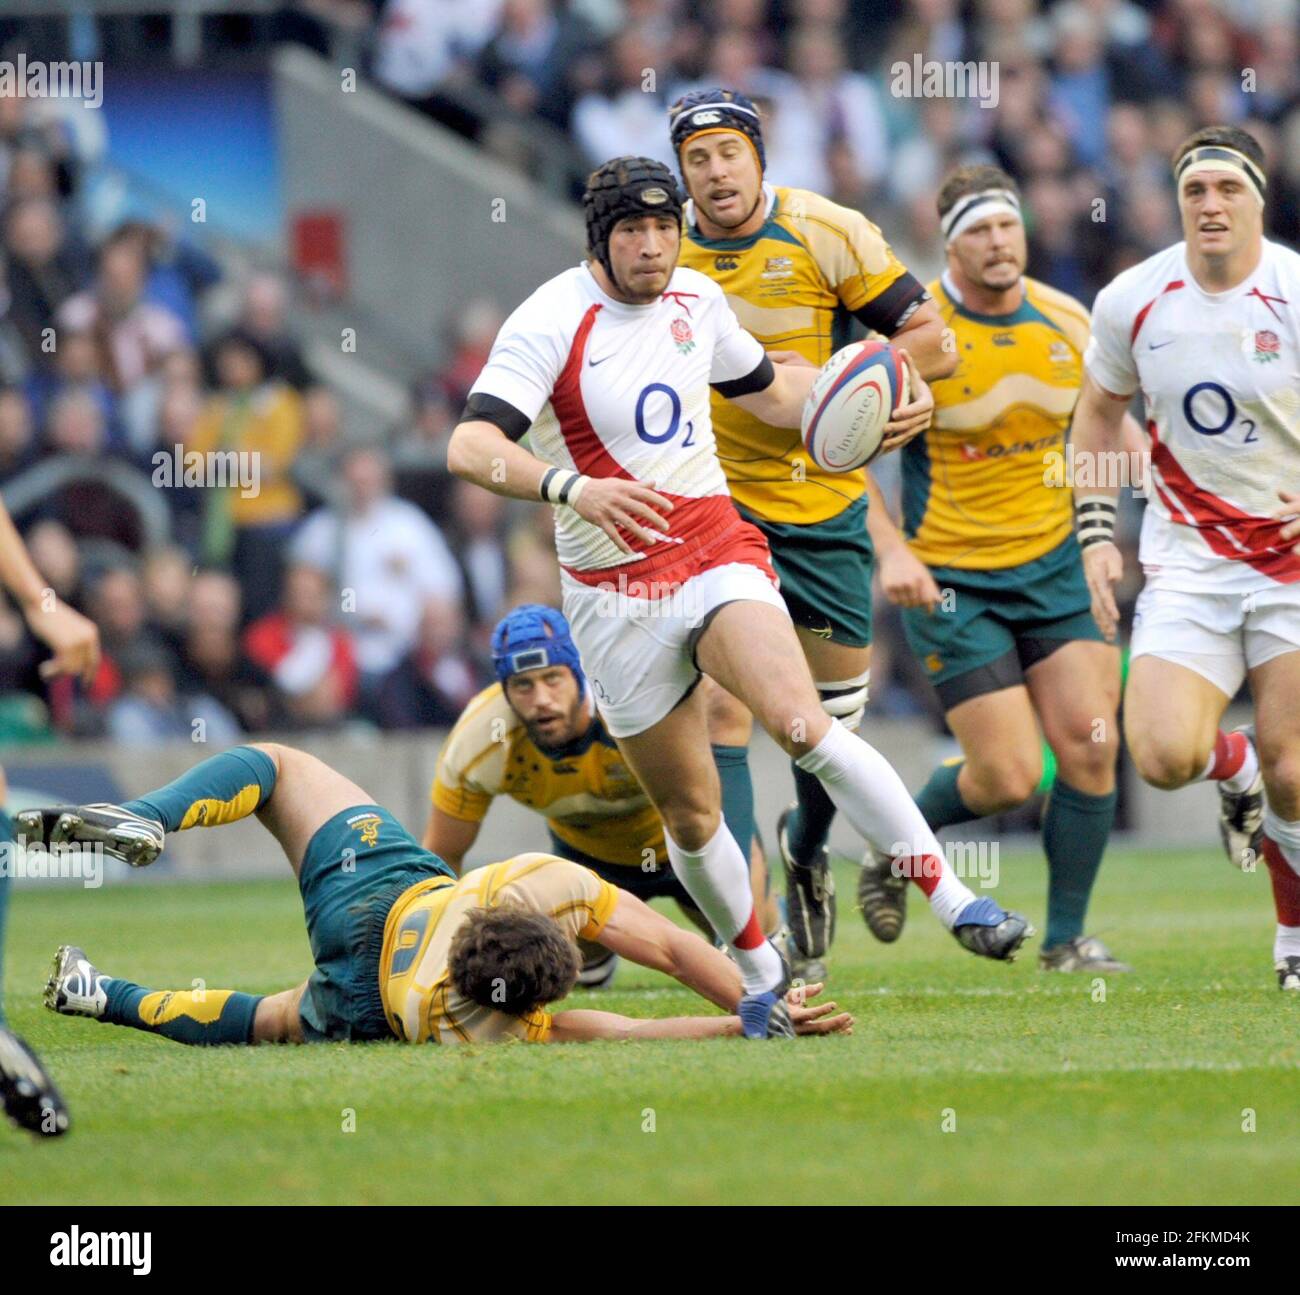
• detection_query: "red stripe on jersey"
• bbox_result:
[550,303,633,481]
[1148,420,1300,583]
[562,495,778,592]
[1129,280,1185,345]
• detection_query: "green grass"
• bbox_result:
[2,846,1297,1205]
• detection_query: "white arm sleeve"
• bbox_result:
[1083,280,1140,398]
[468,291,567,423]
[708,291,767,386]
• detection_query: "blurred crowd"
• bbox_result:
[0,82,569,744]
[1,0,1296,740]
[373,0,1300,293]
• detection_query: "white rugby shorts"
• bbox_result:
[562,560,787,738]
[1130,578,1300,696]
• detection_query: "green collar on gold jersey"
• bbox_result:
[684,182,802,252]
[940,269,1063,332]
[535,713,618,763]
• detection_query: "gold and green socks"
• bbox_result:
[122,746,278,834]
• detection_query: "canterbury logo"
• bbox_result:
[692,110,722,125]
[714,255,739,270]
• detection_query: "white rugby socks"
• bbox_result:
[796,721,977,929]
[665,820,783,993]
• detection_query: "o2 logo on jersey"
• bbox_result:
[1182,382,1258,444]
[635,383,695,447]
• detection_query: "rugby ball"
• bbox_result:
[801,341,910,472]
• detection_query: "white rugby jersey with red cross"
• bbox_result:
[1085,238,1300,593]
[467,263,773,583]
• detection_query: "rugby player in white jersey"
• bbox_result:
[448,157,1030,1038]
[1072,126,1300,990]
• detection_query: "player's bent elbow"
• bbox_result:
[446,424,476,479]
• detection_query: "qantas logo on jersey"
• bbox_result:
[960,432,1060,461]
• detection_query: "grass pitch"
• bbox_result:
[2,844,1297,1206]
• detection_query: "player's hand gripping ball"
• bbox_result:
[801,340,911,472]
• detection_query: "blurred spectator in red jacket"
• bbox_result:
[244,563,358,730]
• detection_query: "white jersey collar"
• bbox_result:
[1178,239,1271,300]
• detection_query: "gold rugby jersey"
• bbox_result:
[431,684,664,870]
[901,273,1089,569]
[380,854,619,1045]
[679,183,927,524]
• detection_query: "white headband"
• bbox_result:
[942,188,1022,243]
[1175,145,1266,207]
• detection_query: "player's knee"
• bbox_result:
[246,742,286,774]
[657,788,721,851]
[968,757,1040,810]
[758,700,828,756]
[662,808,722,851]
[1260,745,1300,812]
[1128,735,1202,790]
[1054,724,1119,784]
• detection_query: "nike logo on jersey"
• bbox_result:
[587,352,614,366]
[1148,338,1176,350]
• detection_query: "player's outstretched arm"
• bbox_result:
[546,985,852,1042]
[597,889,743,1011]
[725,353,819,429]
[0,497,99,683]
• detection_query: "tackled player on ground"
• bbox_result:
[29,745,850,1045]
